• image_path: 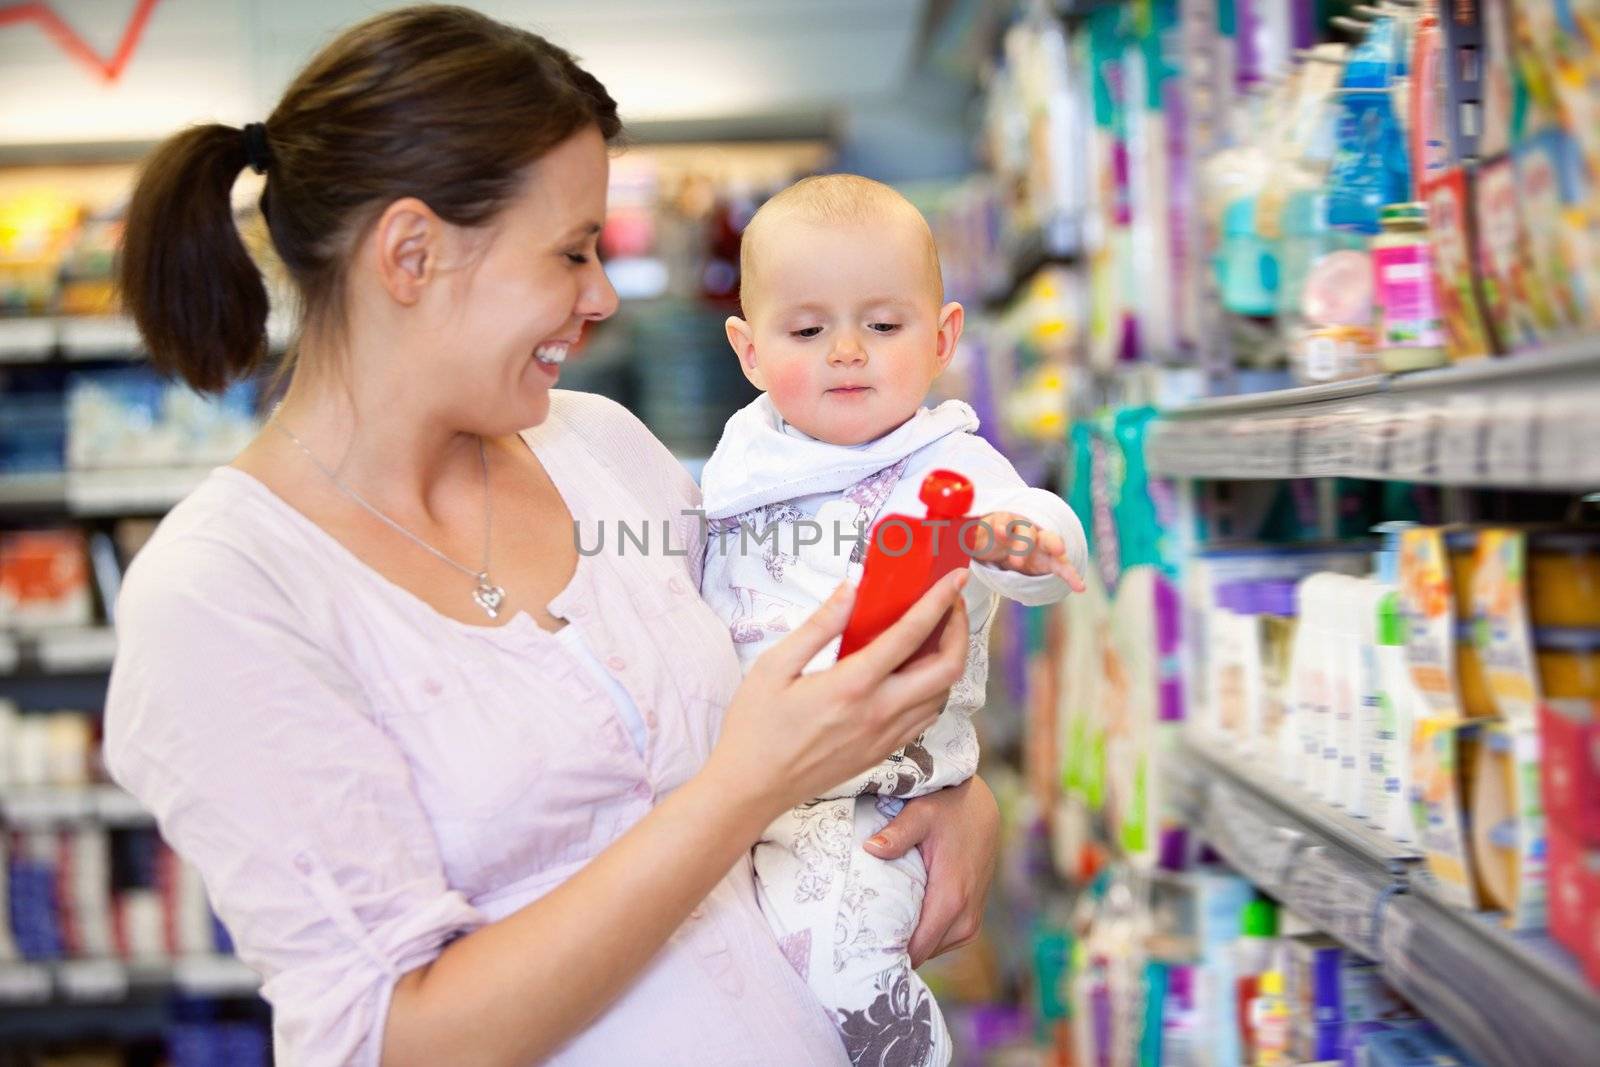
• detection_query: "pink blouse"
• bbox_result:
[103,391,847,1066]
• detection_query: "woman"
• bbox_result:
[106,7,1001,1065]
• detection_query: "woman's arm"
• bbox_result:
[383,574,971,1067]
[863,775,1001,966]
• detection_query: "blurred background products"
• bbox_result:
[6,1,1600,1064]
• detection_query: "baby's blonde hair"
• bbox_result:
[738,174,944,315]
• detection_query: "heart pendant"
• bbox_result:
[472,580,506,619]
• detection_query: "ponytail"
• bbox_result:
[118,124,269,394]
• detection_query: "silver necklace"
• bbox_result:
[271,417,507,619]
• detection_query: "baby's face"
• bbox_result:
[729,220,962,446]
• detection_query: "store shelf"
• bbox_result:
[1183,732,1600,1067]
[0,784,151,828]
[1148,338,1600,488]
[1379,883,1600,1067]
[65,466,215,516]
[35,625,118,672]
[1186,734,1420,874]
[0,471,67,508]
[2,466,228,518]
[0,955,258,1007]
[1,626,117,675]
[0,318,60,362]
[0,311,296,363]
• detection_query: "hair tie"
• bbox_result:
[241,122,273,175]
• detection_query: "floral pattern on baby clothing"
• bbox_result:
[838,964,937,1067]
[841,459,909,564]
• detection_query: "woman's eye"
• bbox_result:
[869,322,901,333]
[791,326,823,339]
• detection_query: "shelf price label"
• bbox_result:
[1351,410,1396,478]
[1240,417,1299,478]
[1538,390,1593,486]
[36,627,118,673]
[1435,395,1488,483]
[59,959,129,1002]
[0,963,51,1004]
[1388,403,1440,481]
[1298,409,1358,478]
[1484,396,1538,485]
[1,788,94,824]
[172,954,260,996]
[0,317,57,360]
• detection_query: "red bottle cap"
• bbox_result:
[919,470,973,518]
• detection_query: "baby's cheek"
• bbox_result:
[763,362,814,413]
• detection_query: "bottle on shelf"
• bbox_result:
[1234,895,1282,1062]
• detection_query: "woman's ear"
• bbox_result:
[372,197,443,306]
[725,316,765,390]
[934,302,965,372]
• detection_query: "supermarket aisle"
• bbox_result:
[4,0,1600,1065]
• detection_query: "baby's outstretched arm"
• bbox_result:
[967,511,1087,591]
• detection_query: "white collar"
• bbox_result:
[699,393,980,519]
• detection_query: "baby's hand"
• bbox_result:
[969,512,1087,592]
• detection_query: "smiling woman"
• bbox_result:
[99,5,1000,1067]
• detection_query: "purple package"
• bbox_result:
[1289,935,1345,1025]
[1296,1021,1347,1062]
[1344,1021,1399,1067]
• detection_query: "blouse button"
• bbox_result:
[606,655,626,672]
[668,577,687,596]
[294,853,314,876]
[631,782,653,801]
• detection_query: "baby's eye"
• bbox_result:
[565,252,591,265]
[791,326,823,339]
[868,322,901,333]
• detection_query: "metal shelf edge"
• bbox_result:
[1182,733,1421,871]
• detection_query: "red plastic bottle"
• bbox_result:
[837,469,975,660]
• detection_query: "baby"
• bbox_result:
[698,174,1087,1067]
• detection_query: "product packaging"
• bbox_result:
[1527,530,1600,627]
[1421,170,1496,359]
[1249,969,1293,1065]
[1547,822,1600,986]
[1474,155,1545,351]
[1234,896,1282,1063]
[1474,529,1542,723]
[1468,721,1547,930]
[1373,203,1449,371]
[0,530,93,631]
[1260,581,1299,760]
[1286,933,1343,1063]
[1514,128,1593,333]
[1412,720,1487,910]
[1371,582,1420,845]
[1338,954,1413,1024]
[1400,528,1466,720]
[1536,627,1600,845]
[1330,575,1370,812]
[1363,1023,1483,1066]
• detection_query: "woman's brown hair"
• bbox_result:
[118,4,622,393]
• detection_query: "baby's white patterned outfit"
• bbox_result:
[699,395,1085,1067]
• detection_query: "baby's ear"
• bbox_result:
[724,316,765,389]
[934,302,965,371]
